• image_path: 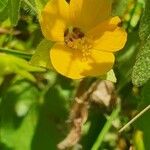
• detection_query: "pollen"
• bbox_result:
[64,27,93,62]
[64,27,93,51]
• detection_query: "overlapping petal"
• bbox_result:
[40,0,69,42]
[69,0,112,31]
[93,27,127,52]
[87,17,127,52]
[50,43,114,79]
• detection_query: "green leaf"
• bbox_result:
[30,39,53,69]
[8,0,21,26]
[0,81,40,150]
[0,0,8,11]
[132,0,150,86]
[135,80,150,150]
[132,36,150,86]
[31,81,71,150]
[91,104,120,150]
[112,0,128,17]
[133,130,145,150]
[106,69,117,83]
[34,0,48,16]
[0,4,8,22]
[0,48,32,60]
[0,54,44,81]
[139,0,149,42]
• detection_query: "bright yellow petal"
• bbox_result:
[83,49,115,77]
[69,0,111,31]
[87,17,127,52]
[94,27,127,52]
[50,43,114,79]
[87,16,121,39]
[40,0,69,42]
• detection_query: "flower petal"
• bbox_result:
[83,49,115,77]
[93,27,127,52]
[40,0,69,42]
[69,0,111,31]
[50,43,114,79]
[87,16,121,39]
[87,17,127,52]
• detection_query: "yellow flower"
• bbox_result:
[40,0,127,79]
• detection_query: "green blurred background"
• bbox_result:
[0,0,150,150]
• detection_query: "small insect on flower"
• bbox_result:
[40,0,127,79]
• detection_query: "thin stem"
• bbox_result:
[23,0,38,14]
[0,48,32,60]
[91,103,120,150]
[119,105,150,133]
